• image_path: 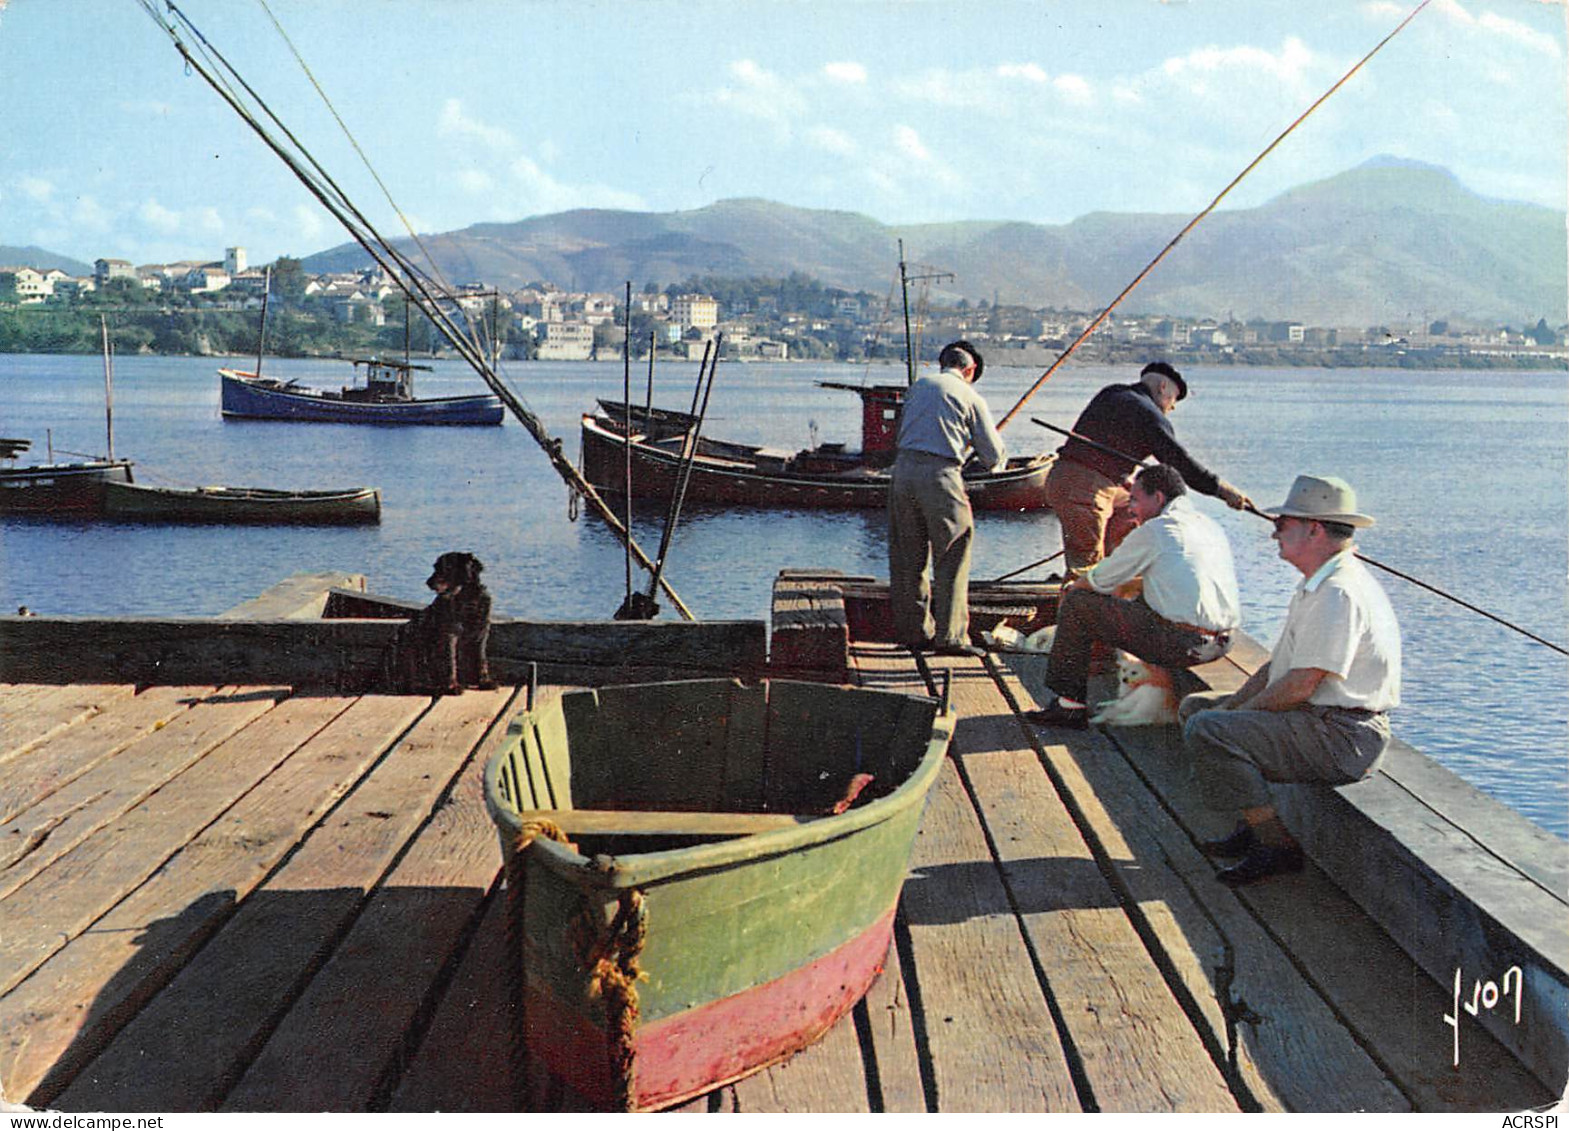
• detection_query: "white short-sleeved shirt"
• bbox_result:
[1269,549,1402,711]
[1085,494,1241,631]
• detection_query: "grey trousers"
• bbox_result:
[888,450,973,649]
[1182,691,1391,813]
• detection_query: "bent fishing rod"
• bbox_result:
[1018,419,1568,657]
[995,0,1435,431]
[136,0,695,620]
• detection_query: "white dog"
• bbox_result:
[981,621,1059,653]
[1090,652,1180,726]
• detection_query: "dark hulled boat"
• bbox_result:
[0,438,134,515]
[581,384,1054,511]
[219,358,504,426]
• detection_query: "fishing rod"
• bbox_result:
[619,336,724,621]
[136,1,695,620]
[1032,418,1153,472]
[995,0,1436,431]
[1013,419,1567,654]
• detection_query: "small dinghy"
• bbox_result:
[484,677,952,1110]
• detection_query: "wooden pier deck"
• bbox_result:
[0,641,1557,1112]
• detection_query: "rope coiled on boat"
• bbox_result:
[581,889,648,1111]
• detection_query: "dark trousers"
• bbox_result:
[1045,588,1233,703]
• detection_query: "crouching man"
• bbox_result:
[1183,475,1401,887]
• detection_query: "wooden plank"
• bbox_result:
[221,687,517,1111]
[0,693,396,1106]
[959,740,1239,1112]
[0,688,316,997]
[730,1008,870,1113]
[0,617,767,686]
[858,927,925,1113]
[219,571,367,620]
[0,684,134,766]
[900,759,1080,1111]
[52,691,502,1112]
[1060,716,1419,1111]
[528,808,811,837]
[0,685,213,825]
[0,686,289,906]
[387,884,514,1112]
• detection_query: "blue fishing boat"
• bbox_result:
[219,359,504,426]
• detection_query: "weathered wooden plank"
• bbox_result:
[959,740,1239,1112]
[0,618,767,686]
[0,685,213,825]
[0,687,289,905]
[0,684,135,766]
[858,925,925,1113]
[218,571,367,620]
[901,759,1080,1111]
[387,884,514,1113]
[1068,718,1418,1111]
[52,691,499,1112]
[0,688,320,997]
[220,688,517,1111]
[0,693,396,1106]
[730,1006,870,1113]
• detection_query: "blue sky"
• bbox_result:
[0,0,1562,268]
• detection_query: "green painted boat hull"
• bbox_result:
[484,677,952,1109]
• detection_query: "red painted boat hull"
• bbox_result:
[580,413,1053,511]
[522,903,897,1110]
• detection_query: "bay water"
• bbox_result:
[2,353,1564,836]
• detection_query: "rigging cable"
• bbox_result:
[995,0,1436,430]
[134,0,695,618]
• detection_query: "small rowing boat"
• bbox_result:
[102,481,382,525]
[484,676,952,1110]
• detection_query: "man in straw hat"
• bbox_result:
[1181,474,1401,886]
[888,340,1006,658]
[1044,361,1251,577]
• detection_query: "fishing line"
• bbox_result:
[996,0,1436,430]
[135,0,695,619]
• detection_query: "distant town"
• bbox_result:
[2,247,1564,369]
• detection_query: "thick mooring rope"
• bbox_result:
[583,890,648,1111]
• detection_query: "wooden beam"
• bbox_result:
[0,616,768,686]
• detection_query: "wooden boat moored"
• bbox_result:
[0,438,135,515]
[102,481,382,525]
[484,677,952,1110]
[219,361,504,426]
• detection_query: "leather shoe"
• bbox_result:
[1200,822,1257,859]
[1216,841,1304,887]
[932,642,984,658]
[1022,698,1088,730]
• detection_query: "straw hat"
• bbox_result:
[1263,474,1374,528]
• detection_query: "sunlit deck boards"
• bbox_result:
[0,648,1553,1111]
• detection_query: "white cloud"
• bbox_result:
[71,195,111,232]
[807,125,857,157]
[997,63,1048,83]
[1053,74,1093,103]
[1160,37,1315,87]
[193,206,224,235]
[437,98,517,153]
[1476,9,1562,56]
[824,61,867,84]
[710,59,806,137]
[18,175,53,203]
[292,203,326,242]
[893,125,931,163]
[508,154,644,213]
[457,169,495,194]
[138,198,180,233]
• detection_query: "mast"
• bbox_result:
[255,266,271,380]
[898,240,914,386]
[100,316,114,461]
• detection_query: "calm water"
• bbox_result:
[2,353,1565,836]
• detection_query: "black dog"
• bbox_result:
[385,552,495,694]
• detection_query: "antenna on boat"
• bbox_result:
[403,295,411,366]
[897,241,954,386]
[621,281,635,615]
[100,316,115,461]
[255,266,271,382]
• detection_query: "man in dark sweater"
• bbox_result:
[1044,361,1250,575]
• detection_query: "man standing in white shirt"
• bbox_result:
[1027,463,1241,728]
[888,340,1006,658]
[1183,474,1402,887]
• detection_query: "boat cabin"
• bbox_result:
[341,358,431,404]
